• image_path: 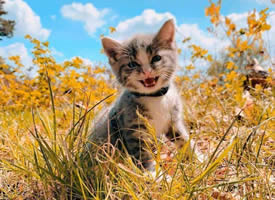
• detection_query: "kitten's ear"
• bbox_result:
[154,19,175,46]
[101,37,122,60]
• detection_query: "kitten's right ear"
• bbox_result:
[154,19,175,48]
[101,37,122,60]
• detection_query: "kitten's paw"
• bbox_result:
[194,148,208,163]
[145,168,172,183]
[190,139,208,163]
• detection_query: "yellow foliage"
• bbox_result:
[247,8,271,36]
[205,1,221,25]
[192,73,200,79]
[109,26,116,33]
[0,35,116,111]
[226,61,234,70]
[206,54,213,62]
[185,64,195,70]
[189,44,213,62]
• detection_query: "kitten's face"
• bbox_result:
[102,19,177,94]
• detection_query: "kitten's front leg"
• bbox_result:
[166,120,189,149]
[123,124,156,171]
[167,120,206,162]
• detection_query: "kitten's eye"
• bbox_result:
[128,61,139,68]
[151,55,161,64]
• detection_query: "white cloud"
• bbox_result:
[265,11,275,61]
[81,57,93,66]
[111,9,228,55]
[177,23,230,53]
[51,48,64,57]
[0,43,37,76]
[4,0,51,40]
[112,9,175,41]
[227,12,248,28]
[61,2,109,36]
[0,43,32,67]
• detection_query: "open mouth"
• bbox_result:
[139,76,159,88]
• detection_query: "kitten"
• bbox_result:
[88,19,202,171]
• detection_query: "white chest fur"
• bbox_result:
[138,85,178,136]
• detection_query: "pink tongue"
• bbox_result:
[144,78,155,85]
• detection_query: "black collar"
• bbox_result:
[130,87,169,97]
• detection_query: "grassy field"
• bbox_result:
[0,4,274,199]
[0,68,274,199]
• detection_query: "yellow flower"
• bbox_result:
[185,64,195,70]
[109,26,116,33]
[192,73,200,79]
[226,61,234,70]
[225,71,237,82]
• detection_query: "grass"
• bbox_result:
[0,74,274,200]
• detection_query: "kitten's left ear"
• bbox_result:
[154,19,175,46]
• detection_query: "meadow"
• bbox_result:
[0,2,274,200]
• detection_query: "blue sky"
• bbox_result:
[0,0,274,75]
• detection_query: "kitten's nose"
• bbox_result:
[142,69,152,77]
